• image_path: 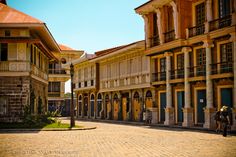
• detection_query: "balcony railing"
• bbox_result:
[31,64,48,80]
[48,92,60,97]
[152,72,166,82]
[149,35,160,47]
[189,65,206,77]
[164,30,175,43]
[211,62,233,74]
[188,24,205,38]
[170,69,184,79]
[209,15,232,31]
[49,69,66,74]
[0,61,30,72]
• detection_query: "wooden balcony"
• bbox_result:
[164,30,175,43]
[49,69,66,74]
[188,24,205,38]
[31,64,48,80]
[48,92,61,97]
[0,61,30,72]
[209,15,232,32]
[149,35,160,47]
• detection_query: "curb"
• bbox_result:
[0,126,97,132]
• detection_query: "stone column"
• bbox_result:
[155,8,164,44]
[164,52,174,125]
[230,33,236,130]
[182,47,194,127]
[203,40,215,129]
[142,14,150,48]
[205,0,213,33]
[170,1,180,39]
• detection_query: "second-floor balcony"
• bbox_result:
[152,72,166,82]
[188,24,205,38]
[209,15,232,32]
[189,65,206,77]
[164,30,175,43]
[49,69,67,74]
[48,92,60,97]
[211,62,233,75]
[170,69,184,79]
[149,35,160,47]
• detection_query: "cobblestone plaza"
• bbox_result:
[1,120,236,157]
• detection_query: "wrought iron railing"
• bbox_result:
[164,30,175,43]
[189,65,206,77]
[152,72,166,82]
[188,24,205,37]
[211,62,233,74]
[149,35,160,47]
[209,15,232,31]
[170,69,184,79]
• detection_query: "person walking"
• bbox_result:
[220,106,230,137]
[214,110,221,133]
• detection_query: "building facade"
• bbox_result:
[0,3,60,122]
[48,44,83,113]
[74,41,159,122]
[135,0,236,130]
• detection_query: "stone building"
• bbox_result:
[48,44,83,113]
[0,3,60,122]
[135,0,236,130]
[73,41,158,122]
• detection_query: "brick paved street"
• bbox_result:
[0,120,236,157]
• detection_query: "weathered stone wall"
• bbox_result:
[31,78,48,114]
[0,76,30,122]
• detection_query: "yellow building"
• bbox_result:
[135,0,236,130]
[0,3,60,121]
[74,41,159,122]
[48,44,83,114]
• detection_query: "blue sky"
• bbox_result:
[8,0,147,53]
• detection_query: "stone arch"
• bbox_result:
[90,93,95,117]
[96,93,102,118]
[78,94,82,116]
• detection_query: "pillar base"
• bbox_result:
[149,108,158,124]
[164,107,175,125]
[182,108,194,127]
[203,108,216,129]
[231,109,236,131]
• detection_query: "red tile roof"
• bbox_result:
[94,40,144,58]
[58,44,74,51]
[0,3,43,23]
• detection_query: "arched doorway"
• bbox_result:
[133,92,140,121]
[90,94,95,117]
[97,93,102,117]
[146,90,153,109]
[83,95,88,117]
[105,94,110,119]
[122,93,129,121]
[113,94,119,120]
[78,95,82,116]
